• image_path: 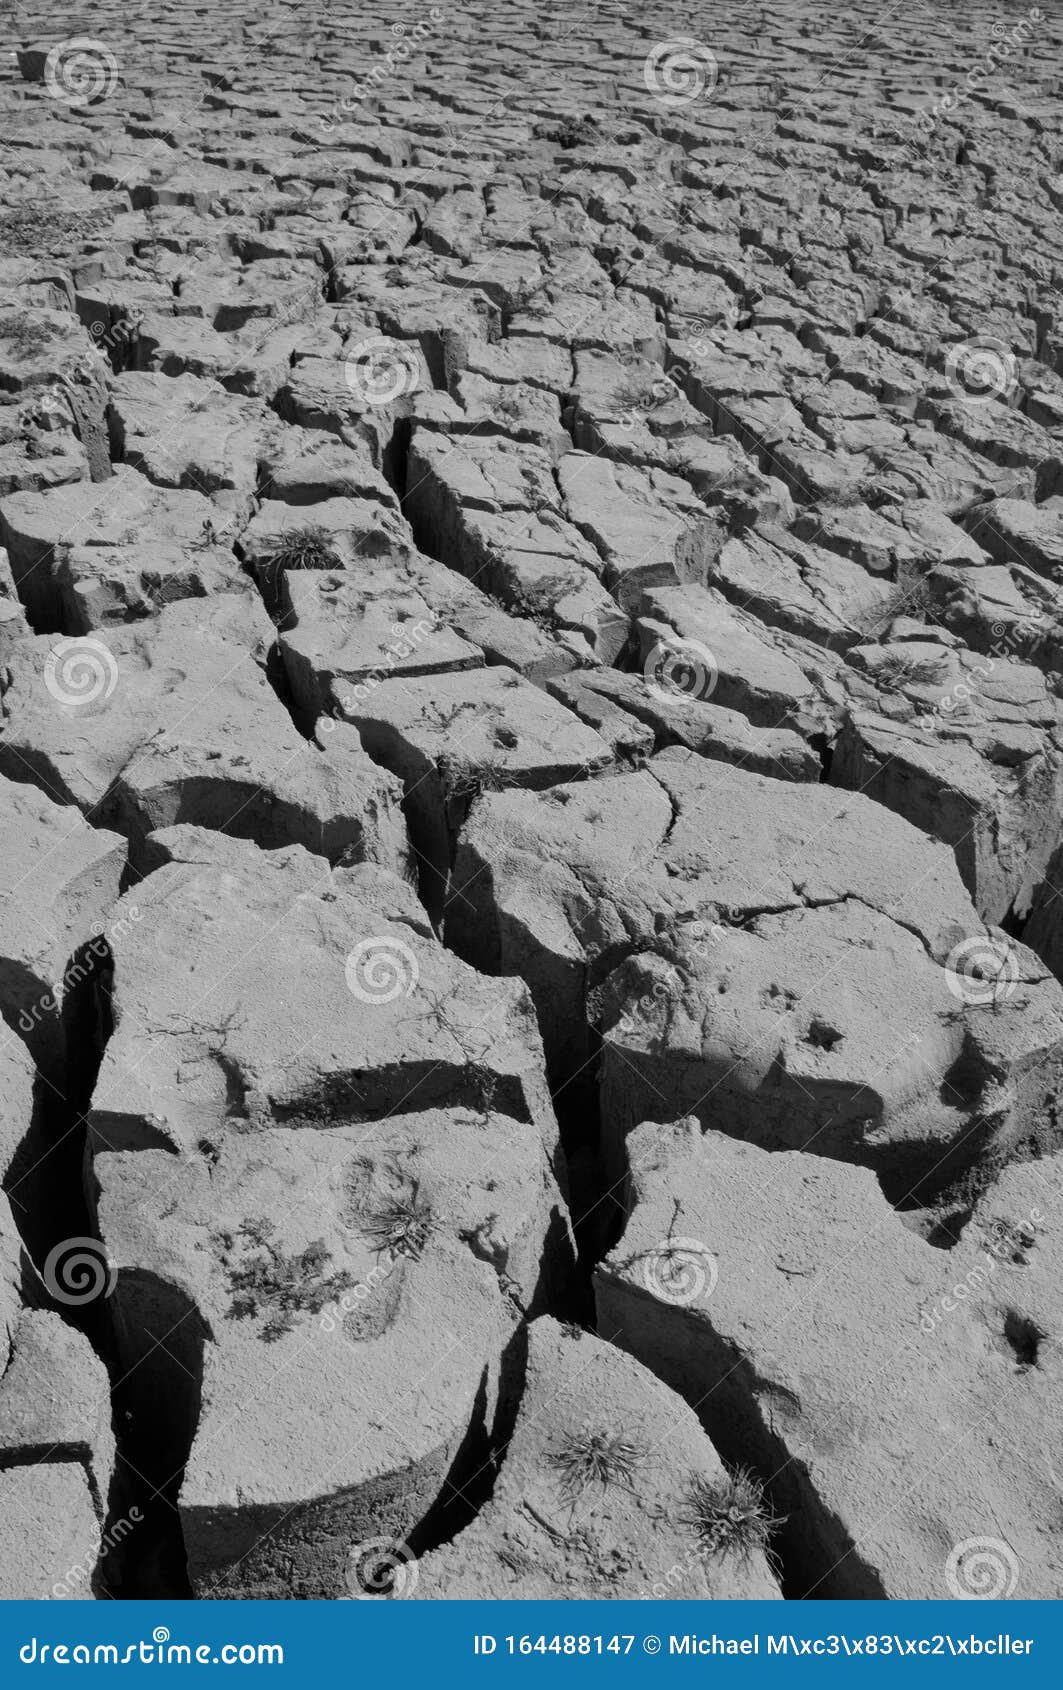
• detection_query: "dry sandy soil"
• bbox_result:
[1,0,1062,1602]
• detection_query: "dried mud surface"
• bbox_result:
[1,0,1062,1602]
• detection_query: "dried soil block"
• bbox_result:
[413,1316,782,1599]
[94,1109,570,1597]
[833,639,1063,924]
[597,1119,1063,1599]
[0,1308,116,1599]
[89,830,563,1178]
[0,595,409,873]
[333,665,612,921]
[0,775,125,1076]
[450,749,1063,1212]
[0,468,250,630]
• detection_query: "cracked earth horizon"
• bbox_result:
[0,0,1061,1602]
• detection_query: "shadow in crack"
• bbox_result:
[103,1272,212,1599]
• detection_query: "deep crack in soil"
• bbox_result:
[0,0,1061,1604]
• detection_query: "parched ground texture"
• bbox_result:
[1,0,1062,1602]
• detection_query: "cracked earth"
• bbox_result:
[1,0,1062,1602]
